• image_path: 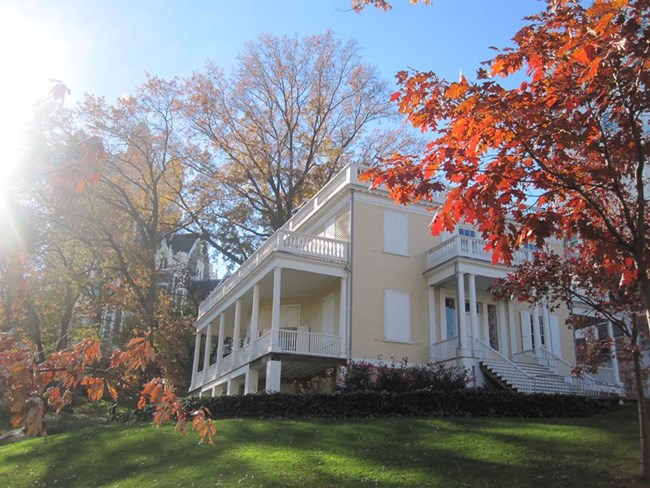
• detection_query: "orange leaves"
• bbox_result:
[110,331,155,371]
[81,377,105,402]
[191,409,217,445]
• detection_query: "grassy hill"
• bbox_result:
[0,403,643,487]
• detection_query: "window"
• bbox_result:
[384,290,411,342]
[523,242,538,251]
[458,227,476,238]
[383,211,408,255]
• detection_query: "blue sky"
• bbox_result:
[0,0,542,183]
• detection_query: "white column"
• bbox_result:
[245,367,259,394]
[233,299,242,352]
[338,277,348,357]
[607,320,622,385]
[251,284,260,341]
[456,272,467,352]
[271,268,282,349]
[192,331,202,375]
[226,379,234,396]
[428,286,437,359]
[216,313,226,372]
[468,274,479,341]
[250,284,260,361]
[439,290,448,341]
[498,302,508,356]
[266,359,282,392]
[507,299,517,357]
[201,322,214,383]
[532,304,542,356]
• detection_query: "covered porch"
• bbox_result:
[191,262,349,394]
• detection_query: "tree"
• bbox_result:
[362,0,650,479]
[0,83,216,443]
[182,31,419,265]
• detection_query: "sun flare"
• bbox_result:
[0,8,67,195]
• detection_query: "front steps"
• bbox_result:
[480,359,576,395]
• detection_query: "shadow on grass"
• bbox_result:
[0,405,644,488]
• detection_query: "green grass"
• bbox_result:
[0,404,644,488]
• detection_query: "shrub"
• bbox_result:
[133,390,621,422]
[338,358,467,393]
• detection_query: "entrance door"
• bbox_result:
[281,305,300,329]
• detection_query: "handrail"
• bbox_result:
[472,336,532,378]
[539,346,599,383]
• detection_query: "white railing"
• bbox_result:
[278,329,340,357]
[252,330,272,357]
[280,232,348,260]
[471,336,536,392]
[425,235,534,270]
[198,230,349,317]
[288,165,361,231]
[431,337,460,362]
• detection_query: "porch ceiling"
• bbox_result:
[256,268,340,300]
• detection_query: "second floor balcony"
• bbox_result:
[199,230,349,317]
[425,235,533,271]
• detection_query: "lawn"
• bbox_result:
[0,404,643,488]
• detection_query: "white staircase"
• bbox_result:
[472,337,623,397]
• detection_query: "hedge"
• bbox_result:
[134,390,621,422]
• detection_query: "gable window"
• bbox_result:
[383,211,408,255]
[384,290,411,343]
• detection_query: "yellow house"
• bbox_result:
[189,164,623,396]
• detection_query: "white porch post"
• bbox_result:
[226,379,234,396]
[541,299,551,351]
[532,304,542,357]
[498,302,508,356]
[216,313,226,373]
[428,286,437,359]
[607,320,622,385]
[266,360,282,392]
[507,299,517,357]
[192,331,202,376]
[338,277,348,357]
[245,367,259,394]
[468,274,479,341]
[456,272,467,352]
[233,299,242,352]
[271,268,282,349]
[201,322,213,383]
[250,284,260,361]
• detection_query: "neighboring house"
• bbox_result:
[189,164,623,397]
[100,233,215,343]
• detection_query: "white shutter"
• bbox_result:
[550,314,562,357]
[520,310,532,351]
[383,211,408,255]
[384,290,411,342]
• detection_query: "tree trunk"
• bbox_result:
[57,284,76,351]
[633,346,650,480]
[26,299,45,363]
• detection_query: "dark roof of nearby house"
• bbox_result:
[169,233,200,254]
[189,279,221,302]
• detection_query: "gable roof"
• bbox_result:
[169,233,200,254]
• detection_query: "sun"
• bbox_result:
[0,8,67,197]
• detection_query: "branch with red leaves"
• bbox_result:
[0,330,216,444]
